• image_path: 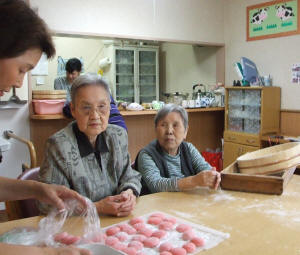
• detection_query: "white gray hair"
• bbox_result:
[71,73,110,104]
[154,104,188,130]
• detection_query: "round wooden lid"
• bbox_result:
[32,90,67,95]
[32,94,67,99]
[237,142,300,169]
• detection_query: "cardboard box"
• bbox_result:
[221,161,295,195]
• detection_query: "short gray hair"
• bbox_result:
[154,104,188,130]
[71,73,110,104]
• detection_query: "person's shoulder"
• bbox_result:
[106,124,127,136]
[48,122,74,144]
[184,141,197,151]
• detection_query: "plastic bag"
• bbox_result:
[201,151,223,172]
[0,197,102,247]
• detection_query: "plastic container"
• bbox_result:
[32,99,65,115]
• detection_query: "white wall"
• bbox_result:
[224,0,300,110]
[161,43,219,96]
[0,76,30,209]
[32,36,105,90]
[30,0,225,45]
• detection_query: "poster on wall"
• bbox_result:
[247,0,300,41]
[291,63,300,83]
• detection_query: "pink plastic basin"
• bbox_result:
[32,99,65,115]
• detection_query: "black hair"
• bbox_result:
[0,0,55,59]
[65,58,82,73]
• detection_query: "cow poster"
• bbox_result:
[247,0,300,41]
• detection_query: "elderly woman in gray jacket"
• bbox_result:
[39,74,141,217]
[136,104,221,194]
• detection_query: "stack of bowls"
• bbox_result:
[32,90,66,115]
[237,142,300,175]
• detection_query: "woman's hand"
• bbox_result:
[95,189,136,217]
[34,182,87,212]
[192,167,221,189]
[117,189,136,216]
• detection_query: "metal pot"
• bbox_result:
[192,84,206,100]
[163,92,189,105]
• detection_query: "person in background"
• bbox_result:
[0,1,90,254]
[39,74,141,217]
[54,58,82,102]
[135,104,221,194]
[57,58,127,131]
[63,93,128,131]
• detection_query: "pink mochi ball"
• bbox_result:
[159,242,173,252]
[163,217,177,224]
[123,247,138,255]
[143,237,160,248]
[115,232,129,242]
[182,242,196,253]
[128,240,144,250]
[138,227,153,237]
[191,237,205,247]
[170,247,187,255]
[129,217,144,226]
[147,216,163,225]
[182,230,195,241]
[160,252,173,255]
[152,230,167,239]
[132,235,147,242]
[150,212,166,219]
[132,222,146,231]
[106,226,121,236]
[159,221,174,231]
[105,236,119,246]
[112,242,127,252]
[176,224,191,233]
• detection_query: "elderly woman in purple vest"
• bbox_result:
[136,104,221,194]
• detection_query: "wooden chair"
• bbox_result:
[5,167,40,220]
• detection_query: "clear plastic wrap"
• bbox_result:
[0,197,102,247]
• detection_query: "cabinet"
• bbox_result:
[223,87,281,167]
[104,45,159,104]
